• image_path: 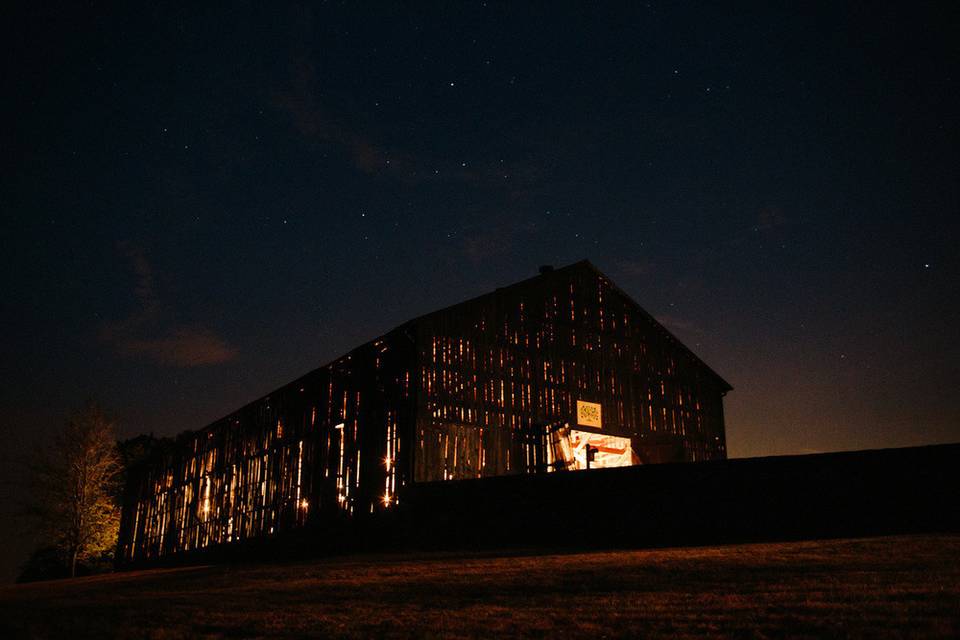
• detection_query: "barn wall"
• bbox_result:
[117,333,416,564]
[412,265,728,483]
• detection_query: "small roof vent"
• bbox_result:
[539,265,554,275]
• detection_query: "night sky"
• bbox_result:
[2,2,958,581]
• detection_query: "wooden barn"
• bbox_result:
[117,261,731,564]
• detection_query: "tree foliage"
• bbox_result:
[116,433,172,495]
[27,402,123,577]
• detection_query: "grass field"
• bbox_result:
[1,535,958,638]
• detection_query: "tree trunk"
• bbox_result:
[69,547,79,578]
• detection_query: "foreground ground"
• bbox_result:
[1,535,958,638]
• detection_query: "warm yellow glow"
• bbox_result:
[576,400,602,428]
[335,422,347,508]
[202,476,211,516]
[382,492,391,506]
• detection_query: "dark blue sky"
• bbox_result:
[2,2,958,580]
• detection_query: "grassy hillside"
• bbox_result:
[2,535,959,638]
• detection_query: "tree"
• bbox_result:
[28,402,123,577]
[116,433,172,497]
